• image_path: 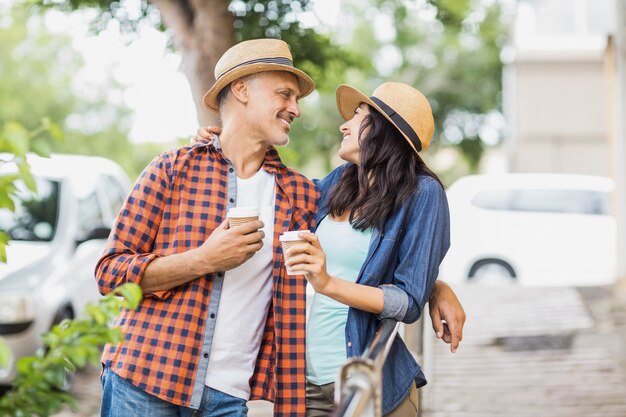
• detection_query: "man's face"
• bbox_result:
[245,71,302,147]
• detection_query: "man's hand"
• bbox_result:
[191,126,222,145]
[195,219,265,273]
[429,281,466,353]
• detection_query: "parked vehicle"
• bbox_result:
[440,173,617,286]
[0,154,130,385]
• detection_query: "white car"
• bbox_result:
[0,154,130,384]
[440,173,617,286]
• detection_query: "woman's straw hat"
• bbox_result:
[336,82,435,153]
[203,39,316,112]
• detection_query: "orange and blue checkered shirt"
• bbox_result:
[95,138,318,416]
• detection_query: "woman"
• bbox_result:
[283,82,451,417]
[194,82,463,417]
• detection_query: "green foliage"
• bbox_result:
[0,120,62,399]
[233,1,366,93]
[0,337,10,371]
[11,0,508,177]
[30,0,358,93]
[337,0,509,173]
[0,7,163,180]
[0,10,80,132]
[0,283,142,417]
[0,119,61,262]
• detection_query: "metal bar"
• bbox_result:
[332,319,401,417]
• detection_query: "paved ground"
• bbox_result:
[423,283,626,417]
[43,280,626,416]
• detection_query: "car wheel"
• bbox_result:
[468,260,516,285]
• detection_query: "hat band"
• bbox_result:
[217,57,294,80]
[370,96,422,152]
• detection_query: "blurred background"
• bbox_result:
[2,0,626,416]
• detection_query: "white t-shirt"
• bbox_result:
[204,169,276,400]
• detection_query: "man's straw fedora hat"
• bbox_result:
[203,38,316,112]
[336,82,435,153]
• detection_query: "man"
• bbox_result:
[96,38,464,417]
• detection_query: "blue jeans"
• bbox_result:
[100,366,249,417]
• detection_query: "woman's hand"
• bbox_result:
[191,126,222,145]
[284,232,332,293]
[428,281,466,353]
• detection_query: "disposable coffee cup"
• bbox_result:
[280,230,310,275]
[227,207,260,228]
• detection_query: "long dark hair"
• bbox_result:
[328,106,443,231]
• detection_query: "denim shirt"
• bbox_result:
[314,164,450,414]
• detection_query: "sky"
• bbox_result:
[40,0,341,144]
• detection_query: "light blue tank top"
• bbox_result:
[306,217,372,385]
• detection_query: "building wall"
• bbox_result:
[508,52,611,175]
[505,0,616,176]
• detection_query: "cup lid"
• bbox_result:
[227,206,259,217]
[279,230,310,241]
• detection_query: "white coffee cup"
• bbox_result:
[226,206,260,228]
[280,230,310,275]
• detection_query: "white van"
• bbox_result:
[0,154,131,385]
[440,173,617,286]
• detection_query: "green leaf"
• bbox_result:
[1,122,29,156]
[17,161,36,192]
[30,136,52,158]
[69,348,87,368]
[85,304,107,325]
[0,190,16,211]
[42,367,66,388]
[0,339,12,370]
[113,283,143,310]
[105,328,124,344]
[16,356,37,374]
[41,331,60,349]
[0,174,19,187]
[47,123,63,142]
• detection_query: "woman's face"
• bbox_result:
[338,104,370,164]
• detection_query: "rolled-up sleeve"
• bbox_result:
[379,284,409,320]
[95,154,170,297]
[389,177,450,324]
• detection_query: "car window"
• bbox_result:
[510,190,610,215]
[471,189,513,210]
[99,175,127,220]
[472,189,610,215]
[76,191,106,240]
[0,178,59,241]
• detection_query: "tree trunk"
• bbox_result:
[150,0,235,127]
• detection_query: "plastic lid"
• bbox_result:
[279,230,310,241]
[227,206,260,217]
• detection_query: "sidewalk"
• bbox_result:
[577,279,626,373]
[424,283,626,417]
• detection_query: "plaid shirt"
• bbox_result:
[95,139,318,416]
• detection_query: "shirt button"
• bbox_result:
[210,313,216,319]
[229,168,234,173]
[203,352,209,358]
[347,341,352,347]
[229,198,234,203]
